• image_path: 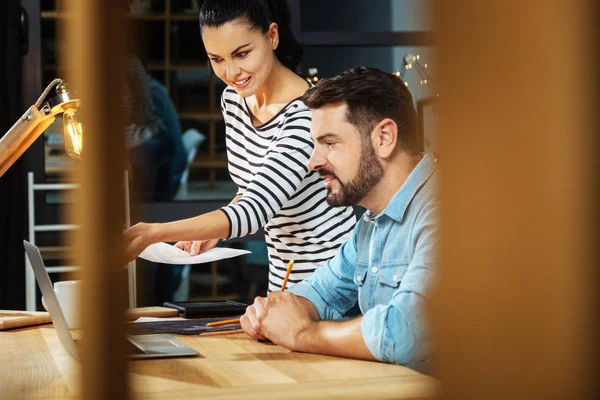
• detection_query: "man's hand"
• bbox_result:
[122,222,159,263]
[240,296,267,340]
[240,292,318,351]
[174,238,219,255]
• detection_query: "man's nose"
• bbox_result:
[308,145,326,172]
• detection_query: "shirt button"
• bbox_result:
[386,349,390,358]
[392,275,399,282]
[371,266,378,273]
[357,275,363,282]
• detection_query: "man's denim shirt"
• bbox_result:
[289,153,438,367]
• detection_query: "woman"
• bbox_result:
[124,0,356,292]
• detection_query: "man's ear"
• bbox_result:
[268,22,279,50]
[372,118,398,159]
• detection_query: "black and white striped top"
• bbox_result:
[219,87,356,292]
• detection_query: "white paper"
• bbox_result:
[138,242,250,265]
[134,317,179,323]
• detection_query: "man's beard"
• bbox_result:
[320,141,384,207]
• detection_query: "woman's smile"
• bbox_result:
[233,76,252,89]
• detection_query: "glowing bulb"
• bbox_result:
[313,76,318,82]
[62,108,83,159]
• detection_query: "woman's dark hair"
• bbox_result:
[199,0,303,71]
[302,66,419,155]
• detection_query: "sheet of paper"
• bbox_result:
[134,317,179,323]
[138,242,250,265]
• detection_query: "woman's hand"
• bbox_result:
[123,222,160,263]
[174,238,219,255]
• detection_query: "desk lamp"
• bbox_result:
[0,78,82,177]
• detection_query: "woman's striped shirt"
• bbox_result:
[219,87,356,292]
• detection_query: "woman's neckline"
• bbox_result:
[242,80,311,129]
[243,95,302,129]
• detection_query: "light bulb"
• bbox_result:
[62,108,83,159]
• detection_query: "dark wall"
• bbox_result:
[300,0,393,77]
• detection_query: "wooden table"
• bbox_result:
[0,323,438,399]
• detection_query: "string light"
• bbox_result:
[305,67,319,84]
[398,53,441,96]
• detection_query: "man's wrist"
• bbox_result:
[295,319,320,353]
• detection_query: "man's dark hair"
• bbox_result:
[301,66,419,154]
[199,0,303,71]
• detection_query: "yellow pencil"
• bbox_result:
[280,259,294,292]
[206,259,294,327]
[206,318,240,327]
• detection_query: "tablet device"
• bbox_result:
[163,300,247,318]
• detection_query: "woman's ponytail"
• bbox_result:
[264,0,303,71]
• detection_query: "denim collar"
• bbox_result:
[363,153,437,223]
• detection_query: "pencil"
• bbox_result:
[206,318,240,327]
[206,259,294,327]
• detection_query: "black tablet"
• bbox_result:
[163,300,247,318]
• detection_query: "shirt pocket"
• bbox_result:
[378,263,409,303]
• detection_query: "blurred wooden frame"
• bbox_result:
[61,1,129,399]
[432,0,598,398]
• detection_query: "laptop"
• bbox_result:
[23,240,199,361]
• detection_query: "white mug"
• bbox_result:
[42,280,82,329]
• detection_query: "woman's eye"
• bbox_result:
[210,58,223,63]
[236,51,249,58]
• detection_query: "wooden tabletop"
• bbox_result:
[0,323,438,399]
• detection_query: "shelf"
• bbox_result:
[127,13,167,21]
[178,111,223,121]
[171,13,202,21]
[41,6,225,188]
[41,11,167,21]
[170,62,209,71]
[45,63,208,72]
[146,62,209,71]
[301,31,435,47]
[38,246,74,261]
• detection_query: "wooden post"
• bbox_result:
[432,0,598,398]
[64,1,128,399]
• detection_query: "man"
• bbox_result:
[239,66,438,369]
